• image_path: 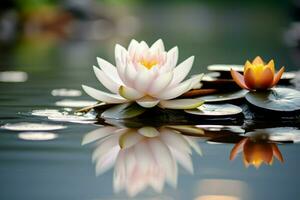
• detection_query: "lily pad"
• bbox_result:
[281,72,296,80]
[202,72,221,81]
[207,64,244,72]
[245,127,300,143]
[245,87,300,112]
[101,103,146,119]
[197,90,247,103]
[185,103,243,116]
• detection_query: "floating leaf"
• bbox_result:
[185,103,242,116]
[245,87,300,112]
[281,72,296,80]
[202,72,221,81]
[245,127,300,143]
[207,64,244,72]
[197,90,247,103]
[101,103,146,119]
[159,99,204,109]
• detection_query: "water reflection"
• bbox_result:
[51,89,82,97]
[18,132,58,141]
[79,120,300,197]
[195,179,250,200]
[0,71,28,82]
[230,136,284,168]
[82,125,202,197]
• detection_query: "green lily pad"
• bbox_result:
[245,88,300,112]
[197,90,247,103]
[185,103,243,116]
[101,103,146,119]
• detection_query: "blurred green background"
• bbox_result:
[0,0,299,85]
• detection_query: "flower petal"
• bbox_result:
[160,128,192,155]
[244,68,257,89]
[190,73,204,89]
[136,97,160,108]
[115,44,128,82]
[137,127,160,137]
[82,85,127,104]
[230,138,247,160]
[95,146,119,175]
[128,39,139,57]
[150,39,165,52]
[119,130,144,149]
[97,57,123,85]
[156,78,193,100]
[167,46,179,69]
[148,71,173,95]
[244,60,252,72]
[148,138,177,187]
[119,85,144,100]
[266,59,275,73]
[159,99,204,110]
[256,67,274,89]
[134,69,154,93]
[271,143,284,163]
[230,69,250,90]
[272,66,285,86]
[252,56,264,65]
[169,56,194,86]
[93,66,120,93]
[82,126,117,145]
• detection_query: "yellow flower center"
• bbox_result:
[140,59,158,69]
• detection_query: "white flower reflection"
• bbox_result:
[82,125,202,197]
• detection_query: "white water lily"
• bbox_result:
[82,39,204,108]
[82,125,202,197]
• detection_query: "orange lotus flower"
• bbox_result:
[231,56,285,90]
[230,138,284,168]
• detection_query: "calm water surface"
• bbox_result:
[0,5,300,200]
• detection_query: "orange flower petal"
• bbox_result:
[256,67,274,89]
[230,138,248,160]
[252,56,264,65]
[266,59,275,74]
[244,68,256,89]
[230,69,249,90]
[244,60,252,73]
[243,141,273,165]
[271,143,284,163]
[272,66,285,86]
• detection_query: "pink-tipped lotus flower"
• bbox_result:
[82,39,204,109]
[230,56,285,90]
[82,126,202,197]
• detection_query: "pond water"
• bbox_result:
[0,4,300,200]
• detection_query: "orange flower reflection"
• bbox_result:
[230,137,284,168]
[230,56,285,90]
